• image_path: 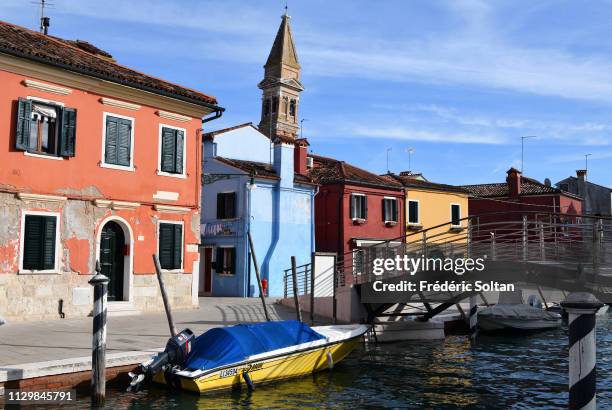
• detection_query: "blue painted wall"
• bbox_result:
[201,127,315,297]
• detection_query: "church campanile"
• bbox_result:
[258,12,304,139]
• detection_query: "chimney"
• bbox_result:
[506,167,522,198]
[202,135,216,159]
[273,135,295,188]
[576,169,587,181]
[41,17,50,35]
[294,138,309,175]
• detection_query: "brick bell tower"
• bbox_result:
[258,11,304,139]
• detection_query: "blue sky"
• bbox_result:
[3,0,612,186]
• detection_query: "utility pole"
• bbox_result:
[406,147,415,172]
[585,153,592,173]
[300,118,307,139]
[521,136,537,173]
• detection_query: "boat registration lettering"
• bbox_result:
[219,363,263,379]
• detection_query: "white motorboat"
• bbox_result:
[477,304,562,332]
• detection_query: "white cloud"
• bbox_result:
[350,125,505,144]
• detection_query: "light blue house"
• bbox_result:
[198,13,316,297]
[200,123,316,297]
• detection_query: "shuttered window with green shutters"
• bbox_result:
[104,115,132,167]
[160,126,184,174]
[15,98,76,157]
[158,222,183,270]
[22,214,57,271]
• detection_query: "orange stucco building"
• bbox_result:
[0,21,223,321]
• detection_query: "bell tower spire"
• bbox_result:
[258,12,304,140]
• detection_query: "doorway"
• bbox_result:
[199,247,213,296]
[99,221,125,301]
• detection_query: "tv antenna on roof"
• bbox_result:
[31,0,54,34]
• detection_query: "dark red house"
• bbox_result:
[461,168,582,237]
[308,154,404,275]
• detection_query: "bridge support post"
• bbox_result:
[468,295,478,342]
[561,293,603,410]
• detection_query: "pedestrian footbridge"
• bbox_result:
[284,211,612,324]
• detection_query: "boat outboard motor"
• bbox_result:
[128,328,195,392]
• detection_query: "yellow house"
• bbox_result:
[382,172,469,243]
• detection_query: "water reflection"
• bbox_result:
[39,314,610,409]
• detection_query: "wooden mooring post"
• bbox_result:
[152,254,177,337]
[291,256,303,322]
[248,231,270,321]
[88,261,109,407]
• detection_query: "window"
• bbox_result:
[217,192,236,219]
[159,125,185,176]
[263,99,271,116]
[408,200,420,224]
[103,114,133,168]
[272,96,278,113]
[383,197,398,222]
[353,249,364,275]
[451,204,461,227]
[350,194,367,220]
[158,222,183,270]
[216,247,235,275]
[289,99,296,117]
[15,98,76,157]
[21,213,58,271]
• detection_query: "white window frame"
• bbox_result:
[101,112,135,171]
[350,193,367,220]
[157,123,187,179]
[407,199,420,225]
[19,210,61,274]
[23,96,67,161]
[383,196,398,223]
[450,203,462,227]
[156,220,184,272]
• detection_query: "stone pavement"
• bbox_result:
[0,298,297,367]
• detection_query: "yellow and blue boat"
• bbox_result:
[128,321,368,394]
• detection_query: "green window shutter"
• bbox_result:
[175,130,184,174]
[105,117,118,164]
[116,119,131,166]
[382,199,386,222]
[216,248,224,273]
[42,216,56,269]
[364,196,368,219]
[23,215,56,270]
[350,195,356,219]
[158,223,174,269]
[15,98,32,151]
[23,216,43,270]
[59,107,77,157]
[173,224,182,270]
[161,127,176,173]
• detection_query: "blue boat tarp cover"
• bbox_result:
[186,320,326,371]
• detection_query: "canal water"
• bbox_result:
[57,314,612,409]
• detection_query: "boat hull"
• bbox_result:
[153,336,361,394]
[478,317,561,332]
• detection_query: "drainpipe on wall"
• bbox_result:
[245,178,253,297]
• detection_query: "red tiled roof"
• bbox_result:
[308,154,403,190]
[461,176,580,198]
[0,20,220,108]
[215,157,315,185]
[382,173,467,194]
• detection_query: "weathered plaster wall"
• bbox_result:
[0,193,198,322]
